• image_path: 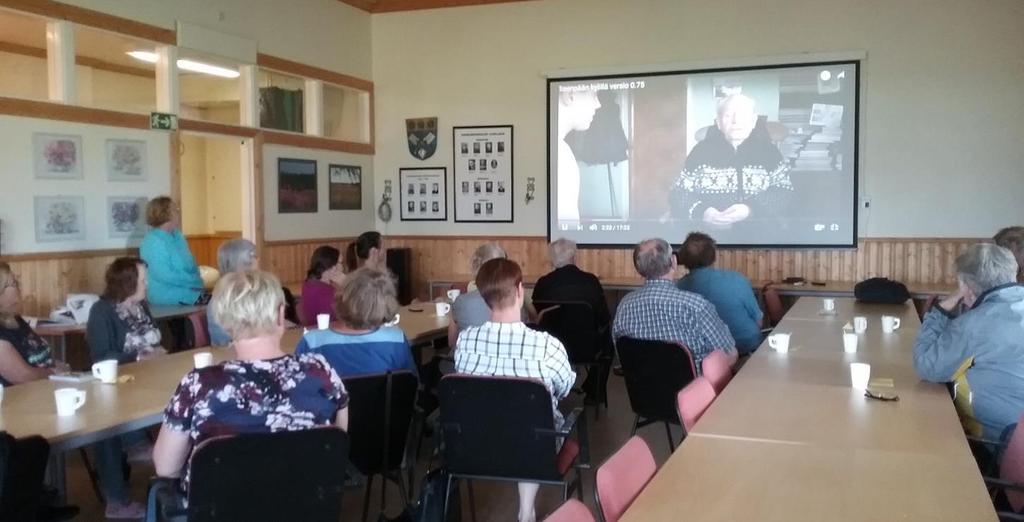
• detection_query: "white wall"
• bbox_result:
[371,0,1024,238]
[0,115,171,254]
[263,144,373,241]
[63,0,372,80]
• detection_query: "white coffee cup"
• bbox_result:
[316,313,331,330]
[822,298,836,312]
[446,289,461,302]
[853,316,868,333]
[842,332,858,353]
[435,302,451,317]
[91,359,119,384]
[768,333,791,353]
[194,352,213,369]
[385,313,401,326]
[882,316,901,333]
[850,363,871,390]
[54,388,87,416]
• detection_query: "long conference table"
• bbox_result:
[620,297,997,521]
[0,305,449,498]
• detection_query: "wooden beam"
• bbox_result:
[256,53,374,93]
[336,0,535,13]
[1,248,136,261]
[0,0,176,44]
[263,129,374,155]
[335,0,375,12]
[0,96,149,127]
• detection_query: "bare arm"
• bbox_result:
[153,424,191,478]
[0,341,52,384]
[335,406,349,431]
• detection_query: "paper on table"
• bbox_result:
[868,377,894,388]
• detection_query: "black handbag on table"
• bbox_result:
[854,277,911,304]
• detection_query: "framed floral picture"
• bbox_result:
[106,139,148,181]
[33,133,83,179]
[34,196,86,242]
[107,196,148,239]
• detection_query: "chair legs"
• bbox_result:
[630,415,641,437]
[467,480,477,522]
[664,422,676,452]
[78,449,105,504]
[361,474,374,522]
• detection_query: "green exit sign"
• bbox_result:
[149,112,178,131]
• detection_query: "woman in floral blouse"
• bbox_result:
[153,270,349,495]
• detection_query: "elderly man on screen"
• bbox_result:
[612,238,737,371]
[913,243,1024,440]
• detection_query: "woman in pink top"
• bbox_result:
[300,246,347,326]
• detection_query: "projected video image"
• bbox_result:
[549,61,858,247]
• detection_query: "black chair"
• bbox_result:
[534,300,614,418]
[145,428,349,522]
[0,432,48,521]
[343,371,419,522]
[438,375,589,520]
[615,337,698,451]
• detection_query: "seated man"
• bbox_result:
[613,238,737,371]
[295,267,417,378]
[532,238,610,326]
[455,258,576,522]
[677,232,763,354]
[153,271,349,500]
[914,243,1024,440]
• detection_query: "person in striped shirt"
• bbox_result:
[613,238,737,372]
[455,257,575,522]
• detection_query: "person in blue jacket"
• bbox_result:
[139,197,204,306]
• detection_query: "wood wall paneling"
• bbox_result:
[185,231,242,269]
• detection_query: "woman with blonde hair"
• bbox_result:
[0,261,59,385]
[139,196,204,306]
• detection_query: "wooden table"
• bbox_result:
[620,297,997,521]
[0,304,448,498]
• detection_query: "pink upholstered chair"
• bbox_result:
[676,377,717,435]
[595,436,657,522]
[984,414,1024,516]
[701,350,733,394]
[544,499,595,522]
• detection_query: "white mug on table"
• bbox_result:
[316,313,331,330]
[194,352,213,369]
[54,388,87,416]
[853,316,868,333]
[446,289,461,302]
[386,313,401,326]
[768,333,791,353]
[822,298,836,312]
[91,359,118,384]
[842,332,858,353]
[435,302,451,317]
[882,315,901,333]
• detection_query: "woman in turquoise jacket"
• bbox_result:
[139,196,203,306]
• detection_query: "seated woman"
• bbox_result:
[153,270,349,501]
[296,267,417,378]
[301,246,347,326]
[449,242,508,346]
[208,239,259,345]
[0,262,59,385]
[139,197,204,306]
[84,257,163,518]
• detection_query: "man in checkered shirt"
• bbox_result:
[613,238,738,372]
[455,257,576,522]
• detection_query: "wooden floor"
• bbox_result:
[65,371,677,521]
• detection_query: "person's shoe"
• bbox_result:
[105,501,145,519]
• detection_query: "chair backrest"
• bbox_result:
[762,285,785,327]
[188,311,210,348]
[187,428,349,522]
[439,375,563,481]
[676,377,717,433]
[535,300,610,364]
[0,432,49,521]
[342,371,418,476]
[1001,417,1024,511]
[615,338,697,423]
[595,436,656,522]
[701,350,733,394]
[544,498,596,522]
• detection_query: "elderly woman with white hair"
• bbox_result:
[448,242,510,346]
[153,270,349,506]
[206,238,259,346]
[914,243,1024,440]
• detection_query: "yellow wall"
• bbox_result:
[179,134,209,235]
[179,131,243,235]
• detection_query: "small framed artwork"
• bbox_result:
[34,196,85,242]
[278,158,318,213]
[329,164,362,210]
[106,139,148,181]
[33,133,83,180]
[399,167,447,221]
[107,196,148,239]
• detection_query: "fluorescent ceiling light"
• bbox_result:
[126,51,240,79]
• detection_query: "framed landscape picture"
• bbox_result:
[329,164,362,210]
[278,158,318,213]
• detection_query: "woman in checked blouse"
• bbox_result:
[454,257,576,522]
